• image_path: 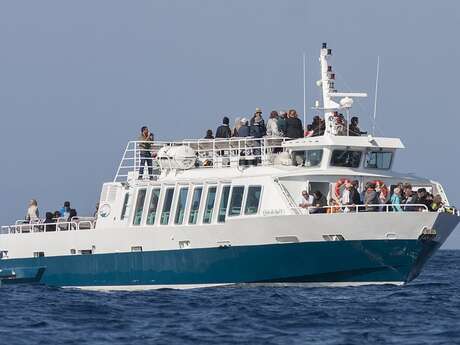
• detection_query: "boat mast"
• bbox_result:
[318,43,368,136]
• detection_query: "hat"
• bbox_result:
[240,117,248,124]
[255,107,262,114]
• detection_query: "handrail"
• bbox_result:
[114,137,290,182]
[1,219,95,235]
[290,203,430,214]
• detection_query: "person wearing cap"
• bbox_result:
[60,201,71,219]
[237,118,250,137]
[277,111,288,136]
[417,188,432,211]
[215,116,232,139]
[250,108,266,137]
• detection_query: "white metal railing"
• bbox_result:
[290,203,431,214]
[1,217,96,235]
[114,137,289,182]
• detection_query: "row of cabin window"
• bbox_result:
[127,184,262,226]
[295,149,393,169]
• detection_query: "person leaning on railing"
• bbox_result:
[138,126,154,180]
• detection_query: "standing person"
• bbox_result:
[237,118,250,166]
[277,111,288,136]
[350,180,362,205]
[390,187,403,212]
[286,109,303,139]
[364,183,380,212]
[298,190,314,209]
[232,117,242,137]
[25,199,39,223]
[311,191,327,214]
[250,111,266,165]
[375,181,388,212]
[286,109,304,165]
[266,111,280,136]
[237,118,250,137]
[138,126,154,180]
[349,117,367,136]
[250,108,266,136]
[417,188,432,211]
[215,116,232,138]
[403,186,418,211]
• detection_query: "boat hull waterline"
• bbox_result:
[0,238,443,290]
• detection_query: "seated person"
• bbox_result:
[204,129,214,139]
[44,212,56,232]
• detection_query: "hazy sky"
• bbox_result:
[1,1,459,247]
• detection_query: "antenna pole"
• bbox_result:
[372,56,380,136]
[303,53,306,130]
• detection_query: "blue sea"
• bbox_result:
[1,250,459,345]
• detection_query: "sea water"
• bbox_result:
[1,250,459,345]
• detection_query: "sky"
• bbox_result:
[0,1,459,248]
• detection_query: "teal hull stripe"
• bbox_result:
[0,240,439,287]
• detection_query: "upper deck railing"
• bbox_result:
[0,217,96,235]
[114,137,289,182]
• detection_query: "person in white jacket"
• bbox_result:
[266,111,280,136]
[25,199,39,223]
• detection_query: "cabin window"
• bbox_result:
[33,251,45,258]
[175,187,189,225]
[293,149,323,167]
[132,189,147,225]
[364,151,393,170]
[203,186,217,224]
[330,150,362,168]
[160,188,175,225]
[228,186,245,217]
[305,149,323,167]
[217,185,231,222]
[188,186,203,224]
[120,193,130,220]
[146,188,161,225]
[245,186,262,215]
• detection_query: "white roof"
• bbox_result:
[283,135,405,150]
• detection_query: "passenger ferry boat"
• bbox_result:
[1,44,459,290]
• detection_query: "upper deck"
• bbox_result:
[113,135,406,183]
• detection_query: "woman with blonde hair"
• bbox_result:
[25,199,39,223]
[232,117,242,137]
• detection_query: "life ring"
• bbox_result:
[335,178,351,198]
[371,180,389,199]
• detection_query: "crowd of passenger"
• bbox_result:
[203,108,366,140]
[299,181,447,214]
[22,199,98,231]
